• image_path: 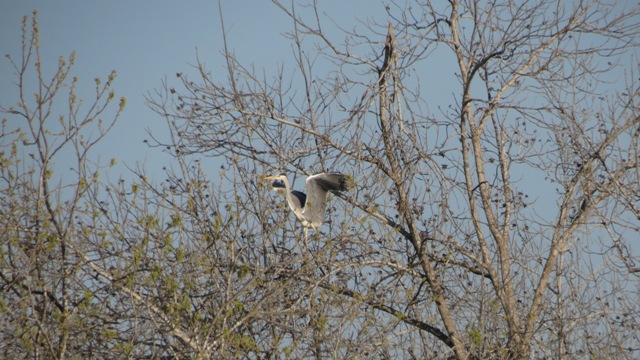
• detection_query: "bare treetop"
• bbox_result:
[3,2,639,359]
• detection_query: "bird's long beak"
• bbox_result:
[263,175,278,181]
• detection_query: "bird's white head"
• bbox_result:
[264,174,288,192]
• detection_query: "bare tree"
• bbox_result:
[2,1,639,359]
[0,12,235,359]
[0,11,126,359]
[147,0,640,359]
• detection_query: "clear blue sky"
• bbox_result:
[0,1,382,178]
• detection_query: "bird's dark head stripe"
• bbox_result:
[272,179,286,189]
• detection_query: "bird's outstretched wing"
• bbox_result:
[303,173,347,228]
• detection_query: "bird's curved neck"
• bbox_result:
[281,176,297,211]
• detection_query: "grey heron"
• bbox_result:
[265,172,350,243]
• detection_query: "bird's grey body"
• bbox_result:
[266,172,349,241]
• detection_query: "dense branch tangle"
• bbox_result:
[2,1,633,359]
[146,1,640,358]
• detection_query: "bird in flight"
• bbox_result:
[264,172,350,245]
